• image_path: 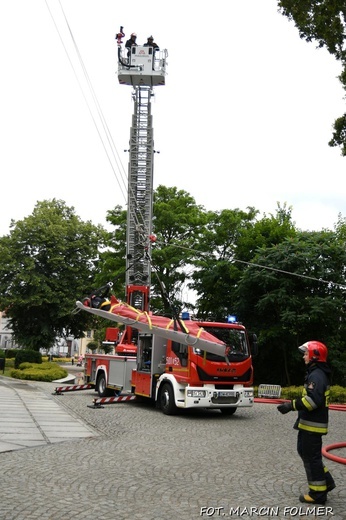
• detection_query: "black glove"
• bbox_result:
[277,402,293,414]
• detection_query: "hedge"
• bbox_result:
[255,385,346,404]
[15,350,42,369]
[1,349,22,359]
[10,362,67,382]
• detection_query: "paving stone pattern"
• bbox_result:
[0,377,344,520]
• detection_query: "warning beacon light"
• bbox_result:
[227,314,237,323]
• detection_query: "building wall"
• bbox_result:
[0,311,19,349]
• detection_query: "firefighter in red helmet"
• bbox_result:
[277,341,336,505]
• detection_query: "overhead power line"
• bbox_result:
[171,243,346,291]
[45,0,153,242]
[45,0,128,203]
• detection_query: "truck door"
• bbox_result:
[133,334,153,397]
[132,334,166,397]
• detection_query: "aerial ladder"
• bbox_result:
[114,42,168,353]
[78,37,257,414]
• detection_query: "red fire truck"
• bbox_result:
[78,41,258,415]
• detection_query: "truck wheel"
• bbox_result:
[97,373,114,398]
[220,407,237,415]
[160,383,177,415]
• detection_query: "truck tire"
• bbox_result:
[160,383,177,415]
[220,407,237,416]
[97,373,114,398]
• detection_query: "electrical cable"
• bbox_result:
[45,0,128,203]
[46,0,156,269]
[47,3,346,299]
[158,241,346,291]
[53,2,153,243]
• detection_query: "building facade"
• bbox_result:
[0,311,20,350]
[0,311,94,357]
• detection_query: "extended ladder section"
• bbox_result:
[118,44,167,311]
[126,86,153,309]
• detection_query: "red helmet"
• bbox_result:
[298,341,328,362]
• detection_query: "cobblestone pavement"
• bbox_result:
[0,378,344,520]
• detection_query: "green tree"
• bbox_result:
[190,207,260,320]
[94,205,128,298]
[93,323,120,354]
[190,204,296,321]
[236,203,297,262]
[0,199,105,351]
[151,185,207,315]
[98,186,207,316]
[235,230,346,385]
[278,0,346,154]
[86,341,98,353]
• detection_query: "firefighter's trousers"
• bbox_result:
[297,430,335,502]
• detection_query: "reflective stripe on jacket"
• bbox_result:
[292,363,330,435]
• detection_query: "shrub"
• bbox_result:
[4,349,22,359]
[330,385,346,403]
[15,350,42,369]
[87,341,98,352]
[10,362,68,382]
[279,385,346,404]
[18,362,33,370]
[281,386,303,400]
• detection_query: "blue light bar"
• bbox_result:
[227,314,237,323]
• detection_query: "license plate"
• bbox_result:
[219,391,233,397]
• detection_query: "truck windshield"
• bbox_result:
[195,327,249,362]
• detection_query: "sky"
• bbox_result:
[0,0,345,238]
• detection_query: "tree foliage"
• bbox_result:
[95,205,128,298]
[190,204,296,321]
[0,199,105,351]
[190,207,259,320]
[151,185,207,315]
[95,194,346,385]
[99,186,207,316]
[2,191,342,386]
[278,0,346,154]
[235,230,346,385]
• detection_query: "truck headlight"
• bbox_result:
[187,389,206,398]
[244,390,254,398]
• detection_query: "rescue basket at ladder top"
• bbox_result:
[117,45,168,87]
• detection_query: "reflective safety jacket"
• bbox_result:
[292,362,331,435]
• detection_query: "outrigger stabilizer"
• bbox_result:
[52,384,94,396]
[87,394,137,409]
